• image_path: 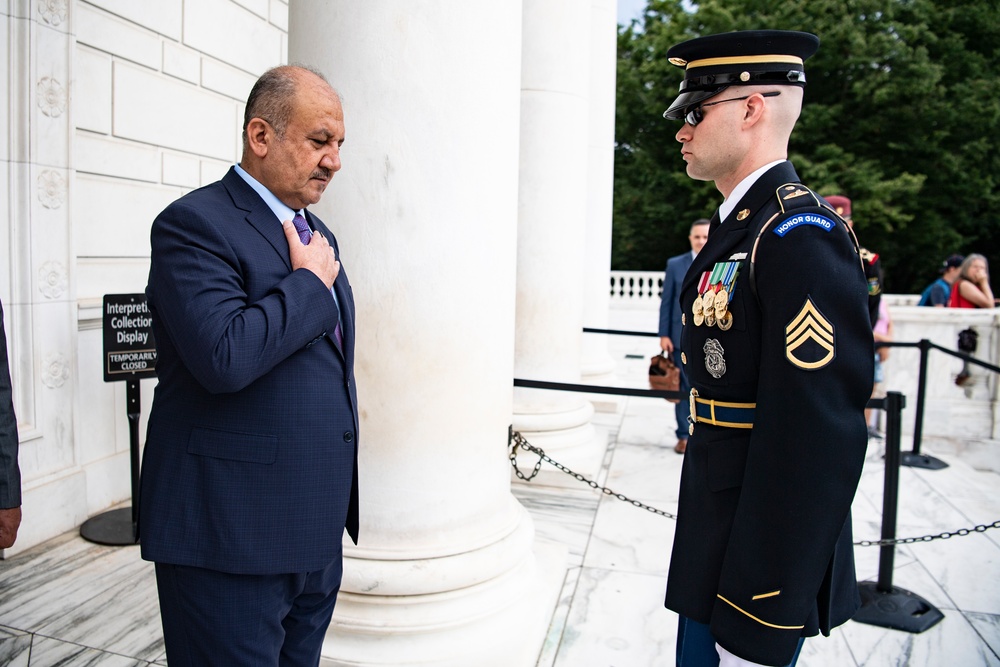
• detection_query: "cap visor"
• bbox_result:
[663,87,726,120]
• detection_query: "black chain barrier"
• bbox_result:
[509,428,678,520]
[509,427,1000,547]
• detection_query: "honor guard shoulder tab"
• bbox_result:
[747,183,856,301]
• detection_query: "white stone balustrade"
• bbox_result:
[610,270,665,306]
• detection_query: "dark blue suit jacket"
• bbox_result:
[139,167,359,575]
[658,251,694,341]
[0,298,19,509]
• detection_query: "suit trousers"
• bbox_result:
[155,547,344,667]
[676,615,804,667]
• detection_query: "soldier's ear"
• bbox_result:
[743,94,768,124]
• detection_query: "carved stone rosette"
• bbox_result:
[41,352,71,388]
[37,169,66,209]
[37,77,67,118]
[38,261,68,299]
[38,0,69,27]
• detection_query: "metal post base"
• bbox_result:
[80,507,137,546]
[853,582,944,633]
[901,452,949,470]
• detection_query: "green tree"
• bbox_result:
[614,0,1000,294]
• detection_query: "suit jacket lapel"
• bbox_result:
[222,168,294,271]
[307,211,354,365]
[222,168,353,364]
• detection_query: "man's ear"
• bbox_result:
[245,118,271,158]
[743,93,768,125]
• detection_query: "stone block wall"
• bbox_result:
[2,0,288,554]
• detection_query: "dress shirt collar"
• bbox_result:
[233,164,305,224]
[718,159,786,223]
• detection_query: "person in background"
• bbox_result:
[918,254,964,307]
[826,195,881,326]
[948,253,995,308]
[659,218,710,454]
[659,30,872,667]
[868,298,894,439]
[0,297,21,550]
[826,195,886,439]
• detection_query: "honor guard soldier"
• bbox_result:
[660,31,874,667]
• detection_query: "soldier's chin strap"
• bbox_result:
[746,183,861,303]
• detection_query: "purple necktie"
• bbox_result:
[292,213,312,245]
[292,214,343,350]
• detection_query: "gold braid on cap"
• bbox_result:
[685,54,804,69]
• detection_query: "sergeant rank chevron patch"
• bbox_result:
[785,298,835,370]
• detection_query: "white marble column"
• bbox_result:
[2,1,83,556]
[290,3,563,665]
[580,0,619,397]
[513,0,602,475]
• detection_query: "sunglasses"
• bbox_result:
[682,91,781,126]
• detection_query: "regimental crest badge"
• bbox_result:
[703,338,726,378]
[785,298,835,370]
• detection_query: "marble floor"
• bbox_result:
[1,335,999,666]
[522,324,1000,667]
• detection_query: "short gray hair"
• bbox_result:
[241,64,330,149]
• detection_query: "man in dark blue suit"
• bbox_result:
[140,65,359,666]
[658,219,709,454]
[0,297,21,550]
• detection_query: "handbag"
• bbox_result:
[649,352,681,403]
[956,327,979,386]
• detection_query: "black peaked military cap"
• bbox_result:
[663,30,820,120]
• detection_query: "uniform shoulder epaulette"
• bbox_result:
[747,183,859,301]
[776,183,824,215]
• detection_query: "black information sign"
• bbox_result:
[102,293,157,382]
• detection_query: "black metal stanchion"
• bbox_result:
[80,379,141,545]
[81,293,156,546]
[902,339,948,470]
[854,391,944,632]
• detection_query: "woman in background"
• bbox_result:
[948,254,995,308]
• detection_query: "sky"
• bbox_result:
[616,0,647,26]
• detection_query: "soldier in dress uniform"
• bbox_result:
[659,31,874,667]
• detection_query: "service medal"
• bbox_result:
[693,311,705,327]
[717,312,733,330]
[706,292,722,310]
[705,311,717,328]
[692,294,703,316]
[714,287,729,316]
[701,290,716,312]
[704,338,727,378]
